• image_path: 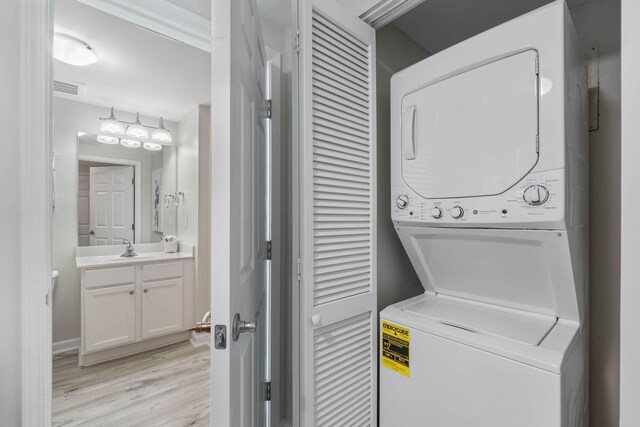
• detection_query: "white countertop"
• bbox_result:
[76,251,194,270]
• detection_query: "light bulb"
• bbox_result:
[120,139,141,148]
[100,107,125,136]
[151,118,172,143]
[97,135,119,145]
[143,142,163,151]
[126,113,149,139]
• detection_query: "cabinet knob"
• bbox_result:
[144,289,149,293]
[129,290,134,295]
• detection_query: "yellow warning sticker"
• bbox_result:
[381,321,410,377]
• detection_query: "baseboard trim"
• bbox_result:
[52,338,80,355]
[80,331,191,366]
[189,330,211,348]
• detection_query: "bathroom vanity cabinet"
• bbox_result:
[77,253,195,366]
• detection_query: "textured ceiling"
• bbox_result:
[54,0,211,122]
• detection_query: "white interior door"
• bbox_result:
[297,0,378,425]
[210,0,269,425]
[89,165,134,245]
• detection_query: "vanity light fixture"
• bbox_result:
[143,142,163,151]
[96,134,119,145]
[126,113,150,139]
[120,139,141,148]
[100,107,126,136]
[98,108,172,149]
[151,118,172,143]
[53,33,99,66]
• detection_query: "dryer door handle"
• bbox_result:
[402,105,417,160]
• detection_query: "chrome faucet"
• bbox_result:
[120,239,138,257]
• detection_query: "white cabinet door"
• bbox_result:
[85,284,136,352]
[141,279,184,338]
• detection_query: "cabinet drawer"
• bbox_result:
[85,266,135,289]
[143,262,183,281]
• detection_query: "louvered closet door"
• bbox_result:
[298,1,377,425]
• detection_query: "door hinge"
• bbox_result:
[297,258,302,283]
[295,31,301,53]
[264,381,272,401]
[266,240,272,260]
[132,223,135,231]
[132,177,135,185]
[265,99,273,120]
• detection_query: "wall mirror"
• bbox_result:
[76,132,177,246]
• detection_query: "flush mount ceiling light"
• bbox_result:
[151,118,172,143]
[96,134,119,145]
[53,33,99,66]
[120,139,141,148]
[100,107,126,136]
[143,142,163,151]
[126,113,150,139]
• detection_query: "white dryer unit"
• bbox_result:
[381,1,588,426]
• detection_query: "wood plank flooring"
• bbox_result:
[52,341,210,427]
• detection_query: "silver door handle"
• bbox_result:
[232,312,258,341]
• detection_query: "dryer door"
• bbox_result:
[401,50,539,199]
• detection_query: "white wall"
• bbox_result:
[177,105,211,321]
[620,0,640,424]
[375,24,428,313]
[570,1,621,425]
[0,0,23,424]
[52,98,178,343]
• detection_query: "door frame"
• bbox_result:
[20,0,53,424]
[22,2,284,424]
[78,154,142,244]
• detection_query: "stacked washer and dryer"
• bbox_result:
[380,1,588,426]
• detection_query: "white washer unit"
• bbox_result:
[381,2,588,426]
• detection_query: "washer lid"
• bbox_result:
[402,294,557,346]
[396,226,581,321]
[400,50,539,199]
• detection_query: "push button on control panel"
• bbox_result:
[451,206,464,219]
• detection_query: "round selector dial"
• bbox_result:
[523,185,550,206]
[396,195,409,209]
[450,206,464,219]
[430,207,443,219]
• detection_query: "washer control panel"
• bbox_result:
[392,170,564,227]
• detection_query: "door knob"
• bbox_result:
[232,312,258,341]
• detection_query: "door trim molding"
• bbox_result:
[78,154,142,243]
[21,0,53,424]
[76,0,211,52]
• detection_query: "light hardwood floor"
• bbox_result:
[52,341,210,427]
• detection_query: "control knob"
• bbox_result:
[451,206,464,219]
[523,185,549,206]
[430,207,442,219]
[396,195,409,209]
